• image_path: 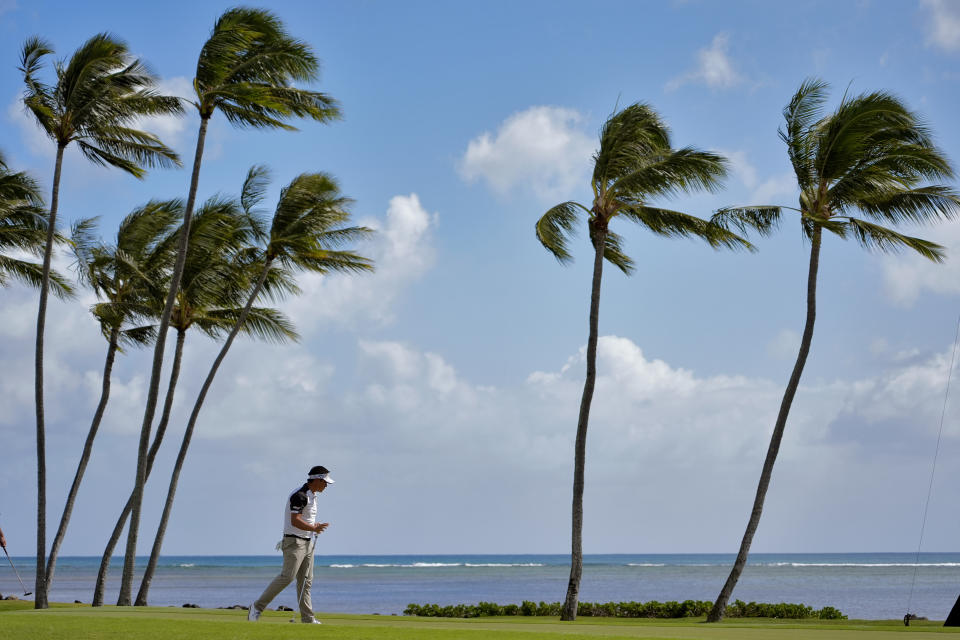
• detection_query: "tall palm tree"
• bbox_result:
[536,103,750,621]
[43,204,179,595]
[0,151,70,296]
[121,7,341,604]
[134,170,372,605]
[706,79,960,622]
[93,170,298,606]
[19,33,182,608]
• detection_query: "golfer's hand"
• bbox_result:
[314,522,329,534]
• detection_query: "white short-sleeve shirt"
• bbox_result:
[282,482,318,538]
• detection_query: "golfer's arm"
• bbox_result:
[290,513,316,532]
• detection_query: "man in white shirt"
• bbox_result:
[248,465,334,624]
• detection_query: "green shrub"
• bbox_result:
[404,599,844,619]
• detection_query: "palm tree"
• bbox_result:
[535,103,750,621]
[706,79,960,622]
[0,151,70,296]
[18,33,182,608]
[93,170,298,606]
[134,170,372,605]
[121,7,341,605]
[43,204,179,595]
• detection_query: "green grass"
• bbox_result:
[1,601,958,639]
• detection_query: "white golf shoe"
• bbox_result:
[247,604,260,622]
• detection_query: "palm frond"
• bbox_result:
[195,7,341,128]
[848,185,960,226]
[602,230,634,274]
[711,206,784,237]
[0,162,43,206]
[844,216,946,262]
[535,201,588,264]
[0,206,51,255]
[70,216,100,284]
[593,102,671,187]
[800,212,848,240]
[779,77,828,190]
[195,305,299,344]
[119,324,156,348]
[611,148,728,201]
[0,256,73,297]
[622,206,754,251]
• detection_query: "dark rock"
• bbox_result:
[277,605,293,611]
[218,605,248,610]
[182,603,199,608]
[74,600,82,604]
[5,595,19,600]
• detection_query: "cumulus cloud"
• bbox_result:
[722,149,796,205]
[4,293,960,555]
[666,33,743,91]
[881,220,960,306]
[766,329,801,360]
[922,0,960,52]
[285,193,436,330]
[135,76,194,148]
[459,106,595,201]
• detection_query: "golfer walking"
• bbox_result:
[248,465,333,624]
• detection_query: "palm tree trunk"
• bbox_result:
[93,329,186,606]
[34,143,65,610]
[560,224,606,622]
[135,264,271,605]
[45,326,121,597]
[707,225,822,623]
[120,117,209,605]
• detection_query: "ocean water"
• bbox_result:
[4,552,960,620]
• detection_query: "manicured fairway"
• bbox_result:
[1,601,958,639]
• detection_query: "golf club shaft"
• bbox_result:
[3,546,30,595]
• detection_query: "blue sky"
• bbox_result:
[3,0,960,573]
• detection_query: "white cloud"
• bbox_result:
[766,329,801,360]
[7,96,55,161]
[749,173,796,205]
[881,220,960,306]
[135,76,193,147]
[459,106,595,201]
[5,288,960,555]
[666,33,743,91]
[722,149,796,205]
[285,193,436,330]
[922,0,960,52]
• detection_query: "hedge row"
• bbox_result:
[403,599,846,619]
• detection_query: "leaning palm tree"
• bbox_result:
[536,103,750,621]
[0,151,70,296]
[134,170,372,605]
[706,79,960,622]
[43,204,179,595]
[94,170,298,606]
[121,7,341,604]
[18,34,182,608]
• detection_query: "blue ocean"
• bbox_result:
[5,552,960,620]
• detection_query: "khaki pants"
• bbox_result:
[254,536,315,622]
